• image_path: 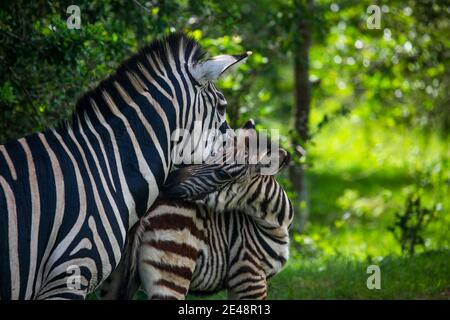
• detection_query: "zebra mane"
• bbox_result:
[64,32,206,128]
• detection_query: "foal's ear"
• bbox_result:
[162,163,248,201]
[191,52,252,82]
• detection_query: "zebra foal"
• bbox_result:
[102,121,294,300]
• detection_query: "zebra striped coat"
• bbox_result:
[102,144,293,300]
[0,33,250,300]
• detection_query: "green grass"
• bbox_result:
[267,250,450,299]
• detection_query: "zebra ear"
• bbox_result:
[192,52,252,82]
[254,148,290,176]
[162,164,247,201]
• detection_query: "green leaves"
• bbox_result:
[389,193,439,255]
[0,81,16,104]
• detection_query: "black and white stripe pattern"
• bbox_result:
[0,33,248,300]
[101,143,293,300]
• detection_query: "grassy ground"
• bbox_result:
[267,250,450,299]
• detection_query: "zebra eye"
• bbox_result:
[217,103,226,115]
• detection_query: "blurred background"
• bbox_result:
[0,0,449,299]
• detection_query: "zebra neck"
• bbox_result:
[253,217,290,240]
[63,99,174,229]
[196,207,229,285]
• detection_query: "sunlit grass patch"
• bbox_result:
[308,115,450,175]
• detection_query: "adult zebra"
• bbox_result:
[0,33,250,300]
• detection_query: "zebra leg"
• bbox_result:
[99,276,116,300]
[100,221,145,300]
[99,261,139,300]
[227,271,267,300]
[138,245,196,300]
[139,263,193,300]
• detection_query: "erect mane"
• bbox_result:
[69,32,206,123]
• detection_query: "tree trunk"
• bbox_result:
[289,1,312,232]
